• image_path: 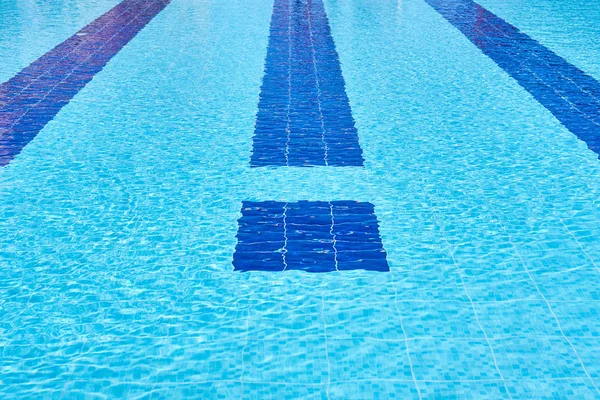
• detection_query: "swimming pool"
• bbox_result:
[1,0,600,397]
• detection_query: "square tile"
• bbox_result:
[247,296,323,339]
[328,338,415,381]
[530,268,600,301]
[328,380,418,399]
[418,380,508,399]
[551,301,600,337]
[473,300,562,338]
[132,340,247,383]
[242,383,324,399]
[569,338,600,379]
[391,267,470,302]
[323,301,402,339]
[243,337,329,384]
[398,300,485,339]
[504,378,598,399]
[193,305,250,342]
[491,337,587,380]
[323,273,396,301]
[464,271,542,302]
[158,382,242,398]
[408,339,502,381]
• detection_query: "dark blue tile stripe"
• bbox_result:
[0,0,170,166]
[251,0,364,167]
[425,0,600,156]
[233,201,389,273]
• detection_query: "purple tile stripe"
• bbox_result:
[0,0,170,166]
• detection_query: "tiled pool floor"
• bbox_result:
[1,0,600,398]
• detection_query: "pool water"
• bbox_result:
[1,0,600,398]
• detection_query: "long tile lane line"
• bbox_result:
[0,0,145,109]
[0,0,164,162]
[251,0,364,167]
[0,0,171,167]
[2,0,154,121]
[424,0,600,156]
[0,0,136,107]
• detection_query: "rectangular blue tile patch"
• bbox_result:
[251,0,364,167]
[425,0,600,157]
[0,0,170,167]
[233,201,389,272]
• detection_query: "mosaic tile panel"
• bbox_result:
[233,201,388,272]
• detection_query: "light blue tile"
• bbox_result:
[408,339,502,381]
[531,269,600,301]
[397,301,485,339]
[243,337,329,385]
[505,378,599,399]
[323,300,402,340]
[154,382,243,399]
[550,301,600,337]
[473,300,562,338]
[491,337,587,380]
[322,273,397,302]
[568,338,600,379]
[418,380,508,399]
[464,272,542,302]
[242,383,325,400]
[247,295,323,339]
[327,338,415,381]
[391,267,470,302]
[328,380,418,399]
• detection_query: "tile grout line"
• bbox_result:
[391,272,422,399]
[438,117,600,395]
[321,293,332,399]
[557,217,600,274]
[306,0,330,166]
[329,202,339,271]
[95,376,598,387]
[484,204,600,394]
[282,202,289,271]
[240,300,252,395]
[432,214,513,398]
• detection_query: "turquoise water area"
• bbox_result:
[1,0,600,397]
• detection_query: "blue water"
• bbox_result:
[1,0,600,398]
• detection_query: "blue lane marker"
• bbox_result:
[425,0,600,156]
[233,201,389,272]
[251,0,364,167]
[0,0,170,167]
